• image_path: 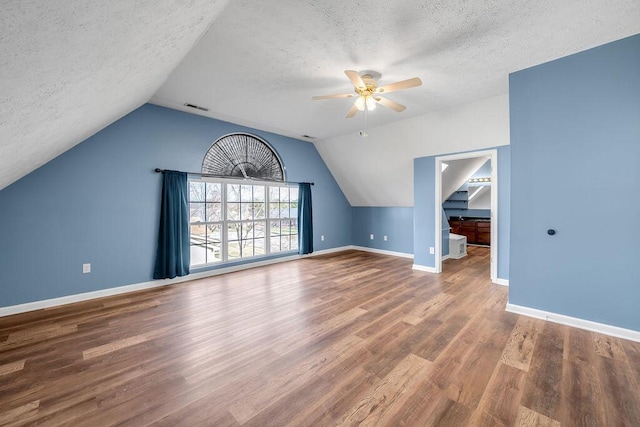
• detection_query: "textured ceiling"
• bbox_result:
[152,0,640,142]
[2,1,639,198]
[0,0,229,190]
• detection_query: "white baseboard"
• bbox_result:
[441,254,451,261]
[307,246,354,256]
[320,245,429,273]
[506,303,640,343]
[0,252,310,318]
[494,278,509,287]
[351,245,414,259]
[0,245,398,318]
[412,264,437,273]
[0,280,172,318]
[0,245,430,318]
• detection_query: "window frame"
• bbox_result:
[188,176,299,268]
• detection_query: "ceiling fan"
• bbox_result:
[312,70,422,118]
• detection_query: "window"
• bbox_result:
[202,133,284,180]
[188,181,223,265]
[269,186,299,253]
[191,132,294,266]
[189,179,298,266]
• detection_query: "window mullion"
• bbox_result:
[265,185,270,255]
[222,182,228,262]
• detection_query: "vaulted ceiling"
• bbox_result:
[1,1,639,199]
[152,0,640,141]
[0,0,229,191]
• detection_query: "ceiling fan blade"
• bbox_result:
[375,96,406,112]
[345,104,359,118]
[345,70,365,89]
[312,93,355,100]
[377,77,422,94]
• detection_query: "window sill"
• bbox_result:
[190,250,299,271]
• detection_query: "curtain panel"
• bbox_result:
[298,183,313,255]
[154,171,190,279]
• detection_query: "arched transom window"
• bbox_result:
[202,133,284,181]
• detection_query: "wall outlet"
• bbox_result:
[429,247,435,255]
[82,263,91,274]
[320,235,324,241]
[370,234,374,240]
[383,235,387,241]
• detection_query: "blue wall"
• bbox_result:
[442,207,450,257]
[413,145,511,280]
[497,146,510,280]
[414,157,436,267]
[509,34,640,331]
[0,104,351,307]
[351,207,413,254]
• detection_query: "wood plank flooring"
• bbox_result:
[1,247,639,426]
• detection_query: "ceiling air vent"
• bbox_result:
[184,103,209,112]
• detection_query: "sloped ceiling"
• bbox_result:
[149,0,639,206]
[1,1,639,202]
[0,0,229,191]
[442,157,489,203]
[314,94,510,206]
[152,0,640,143]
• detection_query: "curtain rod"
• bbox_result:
[154,168,314,186]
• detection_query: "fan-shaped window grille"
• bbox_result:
[202,133,284,181]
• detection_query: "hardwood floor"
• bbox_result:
[1,247,639,426]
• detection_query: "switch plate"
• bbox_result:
[370,234,374,240]
[82,263,91,274]
[321,235,325,241]
[383,235,387,241]
[429,247,435,255]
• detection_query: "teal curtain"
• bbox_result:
[298,183,313,254]
[154,171,190,279]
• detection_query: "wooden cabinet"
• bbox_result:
[459,221,476,243]
[476,221,491,245]
[448,219,490,245]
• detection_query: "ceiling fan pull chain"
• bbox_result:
[360,107,369,137]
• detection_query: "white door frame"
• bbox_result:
[435,149,498,282]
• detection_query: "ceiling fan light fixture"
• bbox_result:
[365,96,376,111]
[355,95,376,111]
[312,70,421,118]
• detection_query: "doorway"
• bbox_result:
[435,149,498,282]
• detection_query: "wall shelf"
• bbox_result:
[443,190,469,210]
